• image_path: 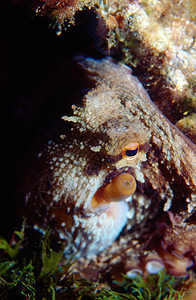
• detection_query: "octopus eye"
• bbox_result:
[121,142,140,160]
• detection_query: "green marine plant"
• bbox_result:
[0,226,190,299]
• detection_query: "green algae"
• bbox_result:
[0,226,188,300]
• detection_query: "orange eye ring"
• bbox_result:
[121,142,140,160]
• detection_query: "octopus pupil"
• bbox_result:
[125,148,138,157]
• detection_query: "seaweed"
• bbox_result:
[0,224,189,299]
[114,271,186,300]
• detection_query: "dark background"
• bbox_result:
[0,1,109,238]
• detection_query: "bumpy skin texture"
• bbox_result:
[19,58,196,279]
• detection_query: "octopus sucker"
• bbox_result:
[18,57,196,280]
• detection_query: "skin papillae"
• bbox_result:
[18,58,196,281]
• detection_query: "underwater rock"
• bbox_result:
[176,114,196,144]
[31,0,98,35]
[18,57,196,280]
[31,0,196,138]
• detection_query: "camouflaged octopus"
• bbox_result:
[19,58,196,280]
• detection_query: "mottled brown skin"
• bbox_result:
[155,212,196,278]
[18,58,196,280]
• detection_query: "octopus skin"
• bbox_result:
[18,58,196,280]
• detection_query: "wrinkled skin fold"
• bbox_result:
[18,58,196,280]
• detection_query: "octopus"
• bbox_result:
[18,57,196,281]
